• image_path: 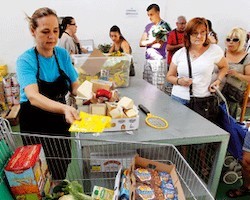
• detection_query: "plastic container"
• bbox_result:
[72,53,131,88]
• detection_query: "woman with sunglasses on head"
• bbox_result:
[167,17,228,122]
[58,16,88,54]
[222,27,250,118]
[16,7,80,181]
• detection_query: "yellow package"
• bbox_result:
[69,111,111,133]
[92,185,114,200]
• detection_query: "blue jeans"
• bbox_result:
[171,95,189,106]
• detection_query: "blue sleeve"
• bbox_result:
[16,49,38,102]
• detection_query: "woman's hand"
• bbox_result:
[63,105,81,124]
[178,77,193,87]
[209,79,221,93]
[227,69,238,76]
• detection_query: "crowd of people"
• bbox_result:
[15,4,250,198]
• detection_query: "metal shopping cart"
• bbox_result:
[0,117,214,200]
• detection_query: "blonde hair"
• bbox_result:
[226,27,247,52]
[26,7,58,30]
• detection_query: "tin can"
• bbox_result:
[100,69,109,81]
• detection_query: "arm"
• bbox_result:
[121,40,131,54]
[210,57,228,92]
[25,84,80,124]
[109,44,115,53]
[166,62,192,87]
[228,63,250,82]
[166,43,184,51]
[139,32,157,47]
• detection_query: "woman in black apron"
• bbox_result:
[16,7,80,181]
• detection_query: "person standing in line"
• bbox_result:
[16,7,80,181]
[166,17,228,107]
[164,16,186,95]
[139,3,171,88]
[221,27,250,118]
[206,19,218,44]
[58,16,88,54]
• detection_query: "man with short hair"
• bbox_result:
[164,16,186,95]
[139,4,171,88]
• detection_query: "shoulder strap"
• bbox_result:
[186,48,193,96]
[174,29,178,44]
[239,53,249,64]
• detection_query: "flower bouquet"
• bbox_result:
[152,25,167,42]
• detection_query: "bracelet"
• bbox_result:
[177,78,180,85]
[217,77,222,82]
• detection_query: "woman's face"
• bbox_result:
[31,15,59,52]
[110,31,120,43]
[225,36,240,52]
[190,25,207,46]
[68,19,77,34]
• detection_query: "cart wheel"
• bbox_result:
[224,155,236,168]
[223,171,239,185]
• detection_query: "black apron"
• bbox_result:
[19,48,72,180]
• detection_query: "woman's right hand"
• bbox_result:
[178,77,193,87]
[63,105,81,124]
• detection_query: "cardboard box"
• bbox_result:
[105,115,139,132]
[130,156,186,200]
[90,150,137,172]
[5,104,20,126]
[4,144,51,200]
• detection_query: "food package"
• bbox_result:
[4,144,51,200]
[69,111,111,133]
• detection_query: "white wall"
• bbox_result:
[1,0,250,77]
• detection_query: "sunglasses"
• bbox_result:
[226,38,239,42]
[70,23,76,26]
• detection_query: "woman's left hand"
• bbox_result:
[209,79,221,93]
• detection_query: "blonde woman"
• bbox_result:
[222,27,250,118]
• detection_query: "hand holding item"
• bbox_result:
[227,69,238,76]
[209,79,221,93]
[178,77,192,87]
[64,105,81,124]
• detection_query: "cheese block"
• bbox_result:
[118,97,134,110]
[89,104,107,116]
[77,80,93,99]
[109,106,124,119]
[91,79,113,93]
[125,108,138,118]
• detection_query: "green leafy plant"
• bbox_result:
[98,43,112,53]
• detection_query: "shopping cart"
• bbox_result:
[0,117,214,200]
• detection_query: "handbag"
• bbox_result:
[186,48,219,123]
[222,75,248,103]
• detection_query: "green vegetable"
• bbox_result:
[45,179,93,200]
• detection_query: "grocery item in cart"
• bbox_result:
[130,155,185,200]
[92,185,114,199]
[4,144,51,200]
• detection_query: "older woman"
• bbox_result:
[167,17,228,122]
[222,27,250,118]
